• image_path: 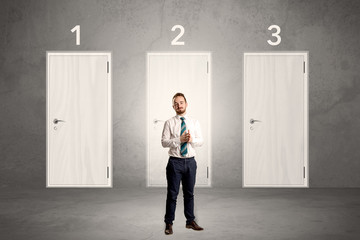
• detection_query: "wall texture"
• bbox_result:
[0,0,359,188]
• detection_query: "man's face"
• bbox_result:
[173,96,187,115]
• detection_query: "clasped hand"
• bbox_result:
[180,131,192,143]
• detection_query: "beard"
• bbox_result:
[175,107,186,115]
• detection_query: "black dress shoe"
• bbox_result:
[165,223,173,235]
[186,221,204,231]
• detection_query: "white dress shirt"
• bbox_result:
[161,114,204,158]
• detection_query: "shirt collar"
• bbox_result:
[176,114,187,120]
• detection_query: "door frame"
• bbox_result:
[46,51,112,188]
[146,52,212,187]
[242,52,309,188]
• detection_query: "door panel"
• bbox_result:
[47,52,112,187]
[243,52,308,187]
[147,53,211,187]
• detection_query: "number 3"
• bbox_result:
[267,25,281,46]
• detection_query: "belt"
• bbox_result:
[169,156,195,160]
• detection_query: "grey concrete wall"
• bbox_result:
[0,0,359,188]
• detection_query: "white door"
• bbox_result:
[147,52,211,187]
[47,52,112,187]
[243,52,308,187]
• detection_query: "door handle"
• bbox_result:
[250,118,261,124]
[153,118,165,124]
[53,118,66,124]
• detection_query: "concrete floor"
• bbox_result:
[1,188,360,240]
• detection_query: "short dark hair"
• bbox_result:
[172,92,187,103]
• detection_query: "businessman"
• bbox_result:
[161,92,204,235]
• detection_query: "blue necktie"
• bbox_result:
[180,117,188,156]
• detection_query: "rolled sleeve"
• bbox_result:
[190,120,204,147]
[161,120,180,148]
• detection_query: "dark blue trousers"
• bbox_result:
[164,156,197,225]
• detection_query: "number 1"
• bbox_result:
[71,25,80,45]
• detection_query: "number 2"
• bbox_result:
[171,25,185,45]
[71,25,80,45]
[267,25,281,46]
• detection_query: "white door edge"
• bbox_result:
[242,51,309,188]
[146,52,212,188]
[46,51,112,188]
